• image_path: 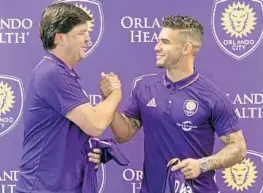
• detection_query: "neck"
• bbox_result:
[49,49,76,69]
[166,59,194,82]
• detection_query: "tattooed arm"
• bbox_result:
[205,130,247,171]
[170,130,246,179]
[110,111,142,143]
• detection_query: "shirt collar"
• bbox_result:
[43,52,80,79]
[163,70,199,90]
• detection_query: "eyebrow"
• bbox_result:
[78,29,88,33]
[159,38,170,43]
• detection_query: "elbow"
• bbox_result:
[239,143,247,161]
[91,125,106,137]
[83,124,106,137]
[240,152,246,162]
[89,129,103,137]
[114,135,130,144]
[115,137,128,144]
[236,142,247,163]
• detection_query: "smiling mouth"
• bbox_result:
[156,55,164,59]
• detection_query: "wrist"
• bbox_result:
[112,89,122,100]
[199,158,208,173]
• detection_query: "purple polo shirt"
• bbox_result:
[163,158,192,193]
[123,71,240,193]
[82,138,130,193]
[16,53,90,193]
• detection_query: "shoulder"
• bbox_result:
[33,59,69,84]
[131,73,162,90]
[196,75,229,99]
[195,75,231,107]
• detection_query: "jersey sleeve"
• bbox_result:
[211,94,240,137]
[36,67,88,116]
[123,78,142,121]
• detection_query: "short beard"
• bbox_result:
[156,62,165,68]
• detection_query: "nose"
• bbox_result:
[85,32,90,42]
[154,41,161,52]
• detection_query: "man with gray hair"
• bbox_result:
[100,15,247,193]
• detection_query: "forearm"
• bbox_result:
[205,142,246,171]
[110,112,132,143]
[110,112,141,143]
[93,90,121,130]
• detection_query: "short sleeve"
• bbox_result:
[36,67,88,116]
[123,79,142,121]
[211,95,240,137]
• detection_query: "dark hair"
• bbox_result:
[39,2,92,50]
[163,15,203,46]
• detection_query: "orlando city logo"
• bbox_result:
[215,150,263,193]
[212,0,263,60]
[0,75,24,137]
[55,0,104,57]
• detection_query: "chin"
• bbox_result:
[156,63,164,69]
[79,53,86,60]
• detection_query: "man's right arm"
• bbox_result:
[66,89,122,137]
[110,111,142,143]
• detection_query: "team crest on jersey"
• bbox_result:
[183,100,198,116]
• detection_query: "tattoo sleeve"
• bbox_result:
[205,130,247,171]
[122,114,142,131]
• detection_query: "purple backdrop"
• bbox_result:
[0,0,263,192]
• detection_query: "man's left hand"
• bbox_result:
[88,148,101,169]
[171,158,201,179]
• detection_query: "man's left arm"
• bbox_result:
[204,130,246,171]
[171,95,247,179]
[171,130,246,179]
[204,95,247,171]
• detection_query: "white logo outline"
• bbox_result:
[56,0,104,57]
[211,0,263,60]
[0,74,24,138]
[183,100,198,117]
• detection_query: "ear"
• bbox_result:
[182,42,192,56]
[54,33,66,46]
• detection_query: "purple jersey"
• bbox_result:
[123,71,239,193]
[16,53,90,193]
[163,158,192,193]
[82,138,130,193]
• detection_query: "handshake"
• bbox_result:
[100,72,122,99]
